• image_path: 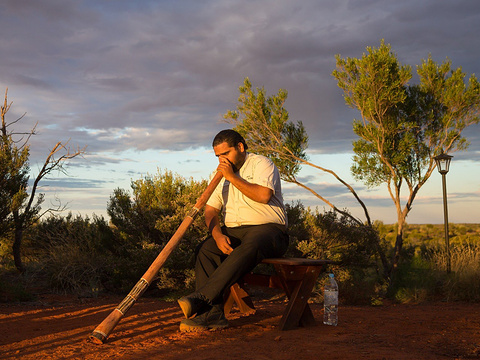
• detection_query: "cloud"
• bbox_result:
[30,177,112,190]
[1,0,480,222]
[3,0,480,158]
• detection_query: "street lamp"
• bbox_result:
[434,152,453,274]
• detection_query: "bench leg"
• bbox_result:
[224,283,256,316]
[274,265,323,330]
[224,263,325,330]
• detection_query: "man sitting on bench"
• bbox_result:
[177,129,289,332]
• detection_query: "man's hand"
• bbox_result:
[205,205,233,255]
[214,234,234,255]
[216,157,236,181]
[217,157,273,204]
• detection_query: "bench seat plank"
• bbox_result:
[262,258,333,266]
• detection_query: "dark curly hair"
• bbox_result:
[212,129,248,150]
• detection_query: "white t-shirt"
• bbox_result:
[206,153,287,227]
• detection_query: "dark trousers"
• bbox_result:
[194,223,289,304]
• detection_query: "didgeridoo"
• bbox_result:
[89,171,223,344]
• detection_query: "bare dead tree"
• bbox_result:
[1,88,86,272]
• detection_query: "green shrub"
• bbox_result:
[108,169,209,248]
[288,205,385,304]
[30,214,115,296]
[389,248,442,303]
[3,167,480,305]
[429,242,480,301]
[41,240,104,296]
[388,241,480,303]
[0,269,36,302]
[106,169,211,294]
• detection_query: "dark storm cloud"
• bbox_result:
[1,0,480,164]
[29,177,110,190]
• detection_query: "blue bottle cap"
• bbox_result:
[329,273,334,278]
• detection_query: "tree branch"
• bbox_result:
[24,141,87,218]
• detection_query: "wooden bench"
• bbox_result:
[224,258,335,330]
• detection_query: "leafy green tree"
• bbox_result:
[0,89,85,272]
[0,110,30,238]
[224,77,373,226]
[332,41,480,276]
[224,78,390,278]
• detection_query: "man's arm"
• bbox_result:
[205,204,233,255]
[217,160,273,204]
[228,175,273,204]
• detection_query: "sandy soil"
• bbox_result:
[1,294,479,360]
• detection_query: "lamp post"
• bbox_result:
[434,152,453,274]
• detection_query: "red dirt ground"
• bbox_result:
[1,294,479,360]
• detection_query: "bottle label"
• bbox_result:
[324,290,338,305]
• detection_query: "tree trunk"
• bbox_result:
[12,215,25,273]
[389,219,405,283]
[374,234,390,281]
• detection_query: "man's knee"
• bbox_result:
[240,227,288,258]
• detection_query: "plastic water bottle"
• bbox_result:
[323,273,338,326]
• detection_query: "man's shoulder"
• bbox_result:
[243,153,279,178]
[246,152,273,165]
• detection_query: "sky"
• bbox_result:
[1,0,479,224]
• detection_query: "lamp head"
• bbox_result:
[434,152,453,175]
